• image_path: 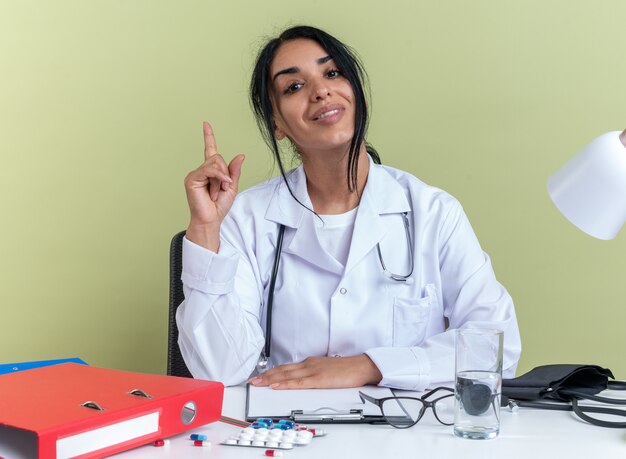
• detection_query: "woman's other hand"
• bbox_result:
[248,355,383,389]
[184,122,245,251]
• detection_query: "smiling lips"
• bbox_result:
[318,109,339,119]
[311,104,344,122]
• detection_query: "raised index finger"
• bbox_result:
[203,121,219,160]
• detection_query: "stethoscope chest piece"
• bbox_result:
[256,350,271,374]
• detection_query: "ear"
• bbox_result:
[273,119,286,140]
[275,128,286,140]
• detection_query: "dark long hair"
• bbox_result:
[249,25,380,197]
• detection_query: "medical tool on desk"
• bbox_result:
[256,212,415,372]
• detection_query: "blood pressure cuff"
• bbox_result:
[500,364,626,428]
[502,364,615,403]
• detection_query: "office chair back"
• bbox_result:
[167,230,193,378]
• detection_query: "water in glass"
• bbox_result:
[454,370,501,439]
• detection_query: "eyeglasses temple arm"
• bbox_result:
[421,386,454,400]
[358,391,379,406]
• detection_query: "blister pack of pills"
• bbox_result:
[221,419,324,450]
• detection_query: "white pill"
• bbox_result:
[238,440,252,446]
[282,430,296,439]
[294,437,311,445]
[280,442,293,449]
[297,430,313,440]
[252,440,266,447]
[224,439,237,445]
[266,441,279,448]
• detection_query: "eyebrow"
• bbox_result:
[272,55,333,82]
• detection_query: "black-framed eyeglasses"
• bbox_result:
[359,387,455,428]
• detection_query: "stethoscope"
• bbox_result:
[256,212,414,373]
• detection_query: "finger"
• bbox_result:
[190,167,230,184]
[260,367,312,387]
[247,365,296,386]
[248,376,266,386]
[261,361,304,379]
[185,164,231,190]
[224,154,245,191]
[203,121,219,161]
[209,177,221,202]
[201,156,232,185]
[270,376,312,390]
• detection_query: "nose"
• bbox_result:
[309,79,330,102]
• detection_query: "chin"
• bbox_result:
[328,133,355,150]
[295,128,356,154]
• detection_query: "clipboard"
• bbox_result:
[245,385,402,424]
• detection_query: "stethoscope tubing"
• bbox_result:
[260,213,413,367]
[263,224,286,362]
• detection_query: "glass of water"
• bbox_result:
[454,328,503,440]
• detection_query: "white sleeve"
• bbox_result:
[366,202,521,390]
[175,236,265,386]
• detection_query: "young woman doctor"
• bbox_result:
[176,26,522,390]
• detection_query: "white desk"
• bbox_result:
[116,386,626,459]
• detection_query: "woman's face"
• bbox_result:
[269,38,356,156]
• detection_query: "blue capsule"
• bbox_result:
[189,433,207,441]
[269,423,291,430]
[277,420,295,428]
[257,418,274,426]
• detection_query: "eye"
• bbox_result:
[326,69,341,78]
[284,82,303,94]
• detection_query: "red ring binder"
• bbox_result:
[0,363,223,458]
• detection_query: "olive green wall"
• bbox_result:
[1,1,624,376]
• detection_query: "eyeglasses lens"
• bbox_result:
[433,395,455,425]
[380,397,424,428]
[381,395,455,427]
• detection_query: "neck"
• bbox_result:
[300,143,370,215]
